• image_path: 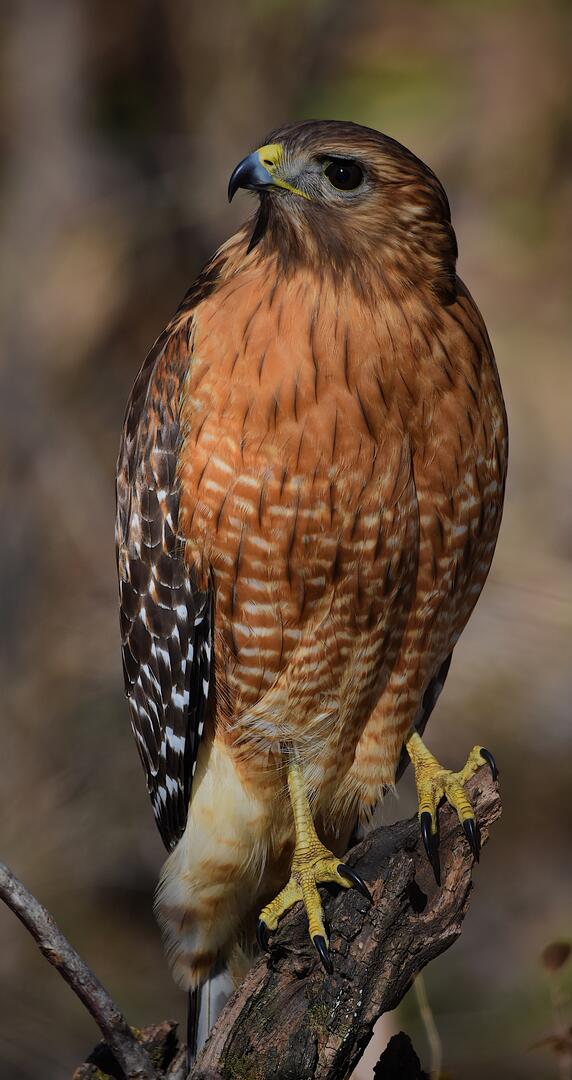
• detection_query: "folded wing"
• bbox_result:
[116,329,212,851]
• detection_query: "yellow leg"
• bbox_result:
[406,732,498,881]
[257,761,370,971]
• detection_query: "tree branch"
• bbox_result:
[192,767,501,1080]
[2,768,500,1080]
[0,861,157,1080]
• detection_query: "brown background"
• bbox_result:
[1,2,571,1078]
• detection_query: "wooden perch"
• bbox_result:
[0,768,500,1080]
[192,767,500,1079]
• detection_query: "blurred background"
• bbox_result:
[1,1,571,1077]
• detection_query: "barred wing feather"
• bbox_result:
[116,331,212,851]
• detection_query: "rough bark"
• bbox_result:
[192,767,500,1080]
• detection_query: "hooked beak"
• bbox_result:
[228,149,274,202]
[228,142,309,202]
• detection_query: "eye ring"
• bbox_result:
[324,159,364,191]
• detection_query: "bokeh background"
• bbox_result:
[1,1,571,1078]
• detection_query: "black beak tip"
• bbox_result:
[228,152,272,203]
[227,170,239,203]
[228,157,251,203]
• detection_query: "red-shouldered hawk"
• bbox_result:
[116,120,507,1060]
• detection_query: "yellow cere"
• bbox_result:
[256,142,311,200]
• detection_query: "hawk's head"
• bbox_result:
[228,119,457,303]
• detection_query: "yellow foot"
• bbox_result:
[406,733,498,883]
[257,845,369,972]
[257,763,371,972]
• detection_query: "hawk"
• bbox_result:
[116,119,507,1056]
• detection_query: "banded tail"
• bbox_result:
[187,967,234,1070]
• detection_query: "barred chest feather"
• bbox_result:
[175,260,506,801]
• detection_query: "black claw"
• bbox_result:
[480,747,499,782]
[419,811,441,885]
[337,864,372,902]
[420,811,433,861]
[256,919,270,952]
[313,934,333,974]
[463,817,480,862]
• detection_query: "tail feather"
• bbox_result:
[187,988,200,1073]
[186,967,235,1071]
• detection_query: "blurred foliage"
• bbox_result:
[0,1,571,1078]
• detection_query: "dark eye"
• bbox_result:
[324,159,364,191]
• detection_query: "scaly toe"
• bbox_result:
[258,876,303,942]
[409,733,495,877]
[257,847,371,970]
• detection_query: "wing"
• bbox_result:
[116,324,213,852]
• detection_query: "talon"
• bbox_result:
[463,816,480,861]
[337,863,372,901]
[419,811,441,885]
[407,733,490,876]
[256,919,270,951]
[313,934,333,974]
[420,810,434,860]
[480,747,498,781]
